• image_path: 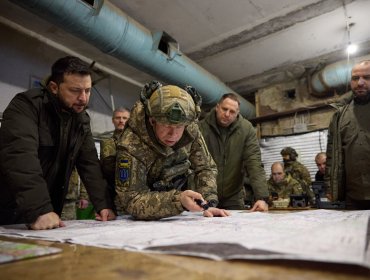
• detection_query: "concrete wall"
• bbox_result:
[255,77,344,137]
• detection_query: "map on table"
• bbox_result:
[0,210,369,268]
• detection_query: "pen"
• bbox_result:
[194,199,209,210]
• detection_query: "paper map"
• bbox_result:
[0,210,369,268]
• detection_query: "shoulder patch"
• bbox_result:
[119,158,130,182]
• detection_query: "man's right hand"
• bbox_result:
[29,212,65,230]
[179,190,205,211]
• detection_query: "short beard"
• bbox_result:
[354,90,370,104]
[57,94,85,113]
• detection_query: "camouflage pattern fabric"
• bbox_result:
[100,135,117,187]
[100,129,124,214]
[267,174,303,199]
[284,161,314,202]
[115,101,218,220]
[61,201,76,220]
[146,84,198,125]
[61,168,80,220]
[61,168,91,220]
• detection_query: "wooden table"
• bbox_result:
[1,236,369,280]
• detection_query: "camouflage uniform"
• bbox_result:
[100,129,123,184]
[61,168,92,220]
[115,88,218,220]
[61,168,80,220]
[284,161,314,202]
[100,129,123,213]
[267,174,303,199]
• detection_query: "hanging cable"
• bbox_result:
[343,1,356,92]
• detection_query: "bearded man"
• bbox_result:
[0,56,115,229]
[326,60,370,209]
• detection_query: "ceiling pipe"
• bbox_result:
[10,0,256,118]
[311,54,370,97]
[0,16,144,88]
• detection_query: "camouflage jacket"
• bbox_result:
[115,101,218,220]
[267,174,303,199]
[284,160,314,200]
[100,129,123,188]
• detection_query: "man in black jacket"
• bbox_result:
[0,56,116,229]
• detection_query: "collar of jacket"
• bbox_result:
[329,91,354,110]
[128,100,196,156]
[113,129,123,140]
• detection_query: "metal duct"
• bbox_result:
[11,0,256,118]
[311,54,370,97]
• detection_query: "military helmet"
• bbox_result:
[140,81,201,125]
[280,147,298,160]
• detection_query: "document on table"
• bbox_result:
[0,210,369,268]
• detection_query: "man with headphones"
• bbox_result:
[114,81,230,220]
[280,147,314,204]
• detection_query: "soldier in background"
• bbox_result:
[112,107,131,132]
[280,147,314,204]
[314,152,326,181]
[78,107,131,215]
[267,162,303,201]
[115,81,230,220]
[100,107,131,214]
[64,108,131,219]
[100,107,131,186]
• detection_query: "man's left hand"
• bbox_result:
[203,207,231,217]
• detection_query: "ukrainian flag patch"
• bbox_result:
[119,158,130,182]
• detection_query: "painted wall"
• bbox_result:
[0,23,141,135]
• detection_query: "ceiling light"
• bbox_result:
[347,43,358,54]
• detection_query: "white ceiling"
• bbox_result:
[1,0,370,102]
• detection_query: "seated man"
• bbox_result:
[314,152,326,181]
[280,147,314,204]
[115,81,229,220]
[267,162,303,202]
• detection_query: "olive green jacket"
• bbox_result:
[115,101,218,220]
[199,109,268,206]
[325,93,354,201]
